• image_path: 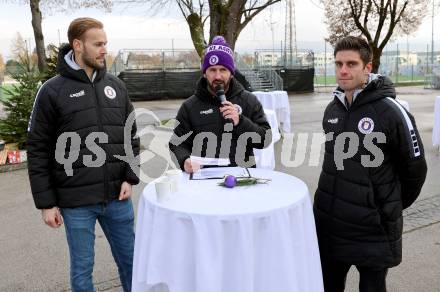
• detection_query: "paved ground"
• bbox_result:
[0,86,439,291]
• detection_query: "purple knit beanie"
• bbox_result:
[202,36,235,75]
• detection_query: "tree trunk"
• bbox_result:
[223,0,244,49]
[29,0,47,72]
[209,0,225,43]
[187,13,206,58]
[208,0,245,51]
[371,47,382,74]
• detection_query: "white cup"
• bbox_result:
[165,169,182,193]
[155,177,171,202]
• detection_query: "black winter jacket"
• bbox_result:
[314,75,427,268]
[27,45,140,209]
[169,77,271,170]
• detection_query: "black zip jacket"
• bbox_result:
[314,75,427,268]
[27,44,140,209]
[169,77,272,170]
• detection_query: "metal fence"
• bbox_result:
[110,49,201,76]
[110,49,288,91]
[233,49,314,69]
[2,36,440,89]
[313,40,440,88]
[109,44,440,89]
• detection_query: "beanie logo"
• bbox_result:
[209,55,219,66]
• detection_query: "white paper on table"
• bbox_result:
[189,155,230,166]
[191,167,250,180]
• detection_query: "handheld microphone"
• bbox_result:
[215,84,227,103]
[215,85,233,124]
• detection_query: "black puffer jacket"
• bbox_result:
[27,44,140,209]
[314,75,427,268]
[169,77,271,170]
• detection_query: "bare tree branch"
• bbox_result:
[322,0,428,72]
[241,0,279,13]
[363,0,372,32]
[176,0,189,18]
[373,0,388,44]
[110,0,283,58]
[11,0,113,72]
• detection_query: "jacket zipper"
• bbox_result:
[328,103,350,252]
[92,83,110,203]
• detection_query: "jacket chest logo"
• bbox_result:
[358,117,375,134]
[200,108,214,115]
[327,118,338,124]
[69,90,85,98]
[104,86,116,99]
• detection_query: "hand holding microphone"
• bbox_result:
[215,85,239,126]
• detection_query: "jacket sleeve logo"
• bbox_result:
[104,86,117,99]
[358,117,375,134]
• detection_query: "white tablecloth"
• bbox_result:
[253,91,291,133]
[433,96,440,147]
[132,168,323,292]
[254,109,281,170]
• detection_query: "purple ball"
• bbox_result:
[224,175,237,188]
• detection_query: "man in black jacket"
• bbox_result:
[169,36,271,173]
[27,18,139,292]
[314,36,427,292]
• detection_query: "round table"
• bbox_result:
[253,91,291,133]
[132,168,324,292]
[254,109,281,170]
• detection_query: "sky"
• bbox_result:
[0,0,439,59]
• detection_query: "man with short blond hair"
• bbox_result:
[27,17,139,292]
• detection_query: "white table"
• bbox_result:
[433,96,440,148]
[132,168,324,292]
[253,91,291,133]
[254,109,281,170]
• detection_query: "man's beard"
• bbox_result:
[208,78,231,93]
[82,49,105,70]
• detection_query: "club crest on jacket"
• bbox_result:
[358,117,375,134]
[104,86,116,99]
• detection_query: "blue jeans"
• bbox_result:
[61,199,135,292]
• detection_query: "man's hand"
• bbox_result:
[42,207,63,228]
[219,101,240,126]
[184,158,201,174]
[119,181,132,200]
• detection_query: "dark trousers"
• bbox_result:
[321,256,388,292]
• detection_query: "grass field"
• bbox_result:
[314,75,425,86]
[388,75,425,83]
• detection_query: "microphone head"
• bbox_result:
[215,84,226,102]
[215,84,224,94]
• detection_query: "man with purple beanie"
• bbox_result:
[169,36,272,173]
